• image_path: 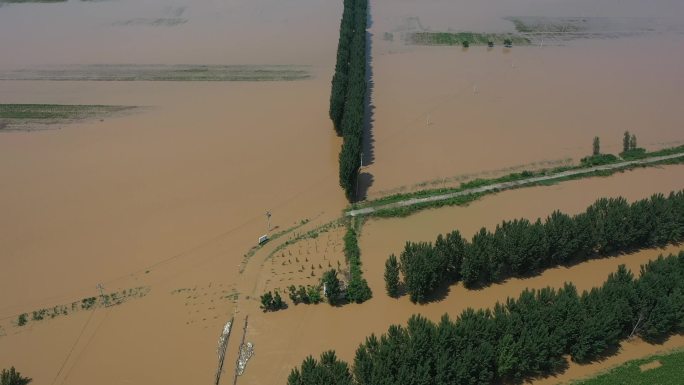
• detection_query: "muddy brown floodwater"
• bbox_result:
[0,0,346,384]
[365,0,684,198]
[1,0,683,384]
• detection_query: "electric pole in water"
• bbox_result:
[356,152,363,199]
[97,283,107,306]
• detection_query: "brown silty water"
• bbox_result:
[1,0,684,384]
[364,0,684,198]
[0,0,346,384]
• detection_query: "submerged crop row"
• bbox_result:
[0,65,310,82]
[0,104,137,130]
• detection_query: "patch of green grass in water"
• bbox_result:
[573,349,684,385]
[0,104,135,120]
[0,64,311,81]
[410,32,531,46]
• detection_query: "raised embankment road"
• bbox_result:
[347,153,684,217]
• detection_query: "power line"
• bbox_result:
[50,307,97,385]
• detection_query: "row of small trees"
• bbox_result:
[343,227,372,303]
[386,191,684,302]
[592,132,639,156]
[260,291,286,311]
[261,269,347,311]
[329,0,368,201]
[288,284,323,305]
[287,252,684,385]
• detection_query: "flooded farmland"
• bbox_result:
[1,0,683,384]
[365,0,684,197]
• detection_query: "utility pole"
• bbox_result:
[265,211,271,232]
[356,152,363,199]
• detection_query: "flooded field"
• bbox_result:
[0,0,345,383]
[1,0,683,384]
[364,0,684,197]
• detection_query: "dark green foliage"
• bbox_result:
[399,242,444,302]
[81,297,97,310]
[16,314,27,327]
[384,254,400,297]
[288,253,684,385]
[287,351,353,385]
[620,148,647,159]
[394,191,684,297]
[343,226,372,303]
[593,136,601,155]
[397,230,467,302]
[621,132,644,159]
[289,285,323,305]
[260,291,286,312]
[462,40,470,48]
[409,32,530,46]
[580,153,618,166]
[307,285,323,304]
[0,367,32,385]
[322,270,342,305]
[623,131,631,153]
[330,0,368,201]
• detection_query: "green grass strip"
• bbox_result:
[409,32,531,46]
[573,349,684,385]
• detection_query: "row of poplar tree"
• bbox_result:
[385,191,684,303]
[287,252,684,385]
[329,0,368,201]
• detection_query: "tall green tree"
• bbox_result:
[384,254,400,297]
[288,351,353,385]
[593,136,601,155]
[322,269,342,305]
[623,131,631,153]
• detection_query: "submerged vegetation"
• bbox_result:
[0,65,310,82]
[390,191,684,301]
[0,104,136,130]
[12,287,149,328]
[289,252,684,385]
[329,0,368,201]
[409,32,530,46]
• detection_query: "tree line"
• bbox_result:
[329,0,368,201]
[287,252,684,385]
[386,191,684,303]
[343,227,372,303]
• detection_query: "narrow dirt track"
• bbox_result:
[347,153,684,216]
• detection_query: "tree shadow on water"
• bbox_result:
[356,172,374,201]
